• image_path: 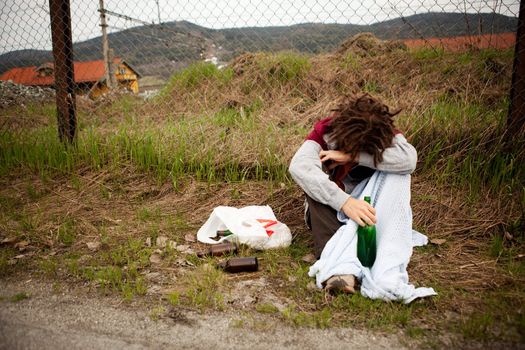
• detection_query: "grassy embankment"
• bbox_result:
[0,38,524,346]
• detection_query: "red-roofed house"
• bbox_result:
[0,58,141,98]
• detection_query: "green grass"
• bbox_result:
[137,206,162,222]
[331,293,414,329]
[460,313,494,340]
[160,62,234,96]
[40,258,59,277]
[81,265,147,301]
[0,113,292,184]
[167,291,181,307]
[180,264,225,311]
[400,97,524,194]
[150,305,166,321]
[0,247,18,277]
[10,292,30,302]
[341,52,361,70]
[410,47,445,60]
[281,305,332,329]
[258,52,312,83]
[57,218,76,246]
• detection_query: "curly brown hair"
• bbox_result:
[326,93,400,166]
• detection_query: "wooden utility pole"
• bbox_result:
[49,0,76,143]
[98,0,114,89]
[156,0,161,24]
[508,0,525,137]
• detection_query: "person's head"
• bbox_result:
[327,93,400,166]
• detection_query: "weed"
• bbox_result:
[10,292,29,302]
[40,257,59,277]
[341,52,360,70]
[173,212,191,231]
[331,293,412,329]
[181,264,225,311]
[57,218,76,246]
[281,305,332,329]
[0,249,15,277]
[160,62,233,95]
[230,319,245,328]
[410,47,445,60]
[137,207,162,222]
[460,313,494,340]
[405,326,426,338]
[90,264,147,300]
[167,292,181,307]
[105,238,151,268]
[258,52,311,83]
[66,257,81,277]
[70,175,81,191]
[26,183,45,201]
[20,214,35,233]
[255,303,279,314]
[363,80,382,93]
[150,305,166,321]
[489,234,505,257]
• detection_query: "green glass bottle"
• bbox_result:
[356,196,377,268]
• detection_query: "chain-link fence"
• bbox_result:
[0,0,523,186]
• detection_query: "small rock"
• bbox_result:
[176,244,190,253]
[184,234,196,243]
[78,255,91,264]
[307,281,318,290]
[145,237,152,247]
[15,240,30,251]
[156,235,168,248]
[147,285,161,295]
[301,253,316,263]
[86,241,101,251]
[1,237,17,245]
[145,272,161,280]
[430,238,447,245]
[175,258,194,267]
[149,253,162,264]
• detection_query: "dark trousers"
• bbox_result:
[306,195,343,259]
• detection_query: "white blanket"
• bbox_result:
[308,171,437,304]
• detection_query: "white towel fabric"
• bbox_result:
[308,171,437,304]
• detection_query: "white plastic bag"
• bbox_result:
[197,205,292,250]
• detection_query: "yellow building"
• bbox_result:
[89,58,141,98]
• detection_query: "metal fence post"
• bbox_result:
[508,0,525,137]
[49,0,76,143]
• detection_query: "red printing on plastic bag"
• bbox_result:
[256,219,278,237]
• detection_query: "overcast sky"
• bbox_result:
[0,0,520,54]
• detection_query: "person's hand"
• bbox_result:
[341,197,376,226]
[319,150,355,170]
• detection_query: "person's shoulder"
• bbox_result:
[314,116,333,130]
[306,116,333,149]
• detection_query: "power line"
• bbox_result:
[97,8,153,26]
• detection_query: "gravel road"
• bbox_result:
[0,278,408,350]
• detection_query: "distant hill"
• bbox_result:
[0,12,517,76]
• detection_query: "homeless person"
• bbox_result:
[289,93,436,301]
